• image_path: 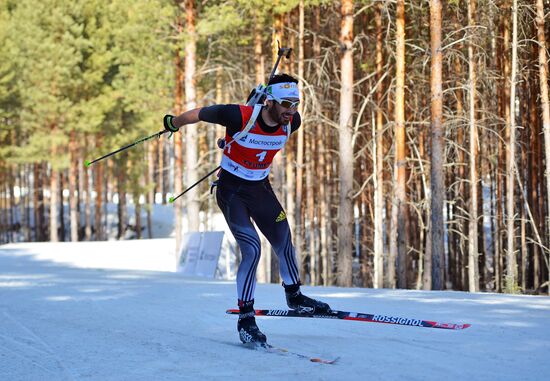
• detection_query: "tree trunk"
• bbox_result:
[294,0,305,278]
[535,0,550,295]
[21,166,31,241]
[49,126,59,242]
[49,164,59,242]
[336,0,354,287]
[373,2,385,289]
[117,160,127,239]
[429,0,444,290]
[94,140,104,241]
[8,164,15,242]
[38,163,47,241]
[495,2,510,293]
[306,122,317,284]
[1,175,6,243]
[158,137,165,205]
[83,144,92,241]
[59,171,65,241]
[520,197,527,291]
[69,131,79,241]
[184,0,200,232]
[505,0,518,292]
[311,6,331,286]
[135,192,142,239]
[451,3,465,290]
[174,6,184,251]
[467,0,479,292]
[527,48,541,291]
[390,0,408,289]
[320,120,333,286]
[1,166,6,243]
[477,146,486,290]
[254,12,265,84]
[487,3,498,292]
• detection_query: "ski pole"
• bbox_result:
[168,165,221,203]
[85,130,168,167]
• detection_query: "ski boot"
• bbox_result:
[237,300,267,345]
[284,283,332,314]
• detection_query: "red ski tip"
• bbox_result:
[310,357,339,364]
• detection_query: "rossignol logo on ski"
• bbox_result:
[372,314,423,327]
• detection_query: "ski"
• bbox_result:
[242,342,339,364]
[227,309,471,330]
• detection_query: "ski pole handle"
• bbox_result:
[268,44,293,83]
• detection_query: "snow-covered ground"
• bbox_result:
[1,240,549,381]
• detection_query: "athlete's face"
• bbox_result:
[268,98,299,125]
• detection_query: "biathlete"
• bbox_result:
[164,73,332,344]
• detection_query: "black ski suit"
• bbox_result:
[198,104,301,302]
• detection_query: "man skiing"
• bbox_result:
[164,73,332,345]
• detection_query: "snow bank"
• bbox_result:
[0,239,177,272]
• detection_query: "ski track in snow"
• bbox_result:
[1,240,549,381]
[1,311,76,381]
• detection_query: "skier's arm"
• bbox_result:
[163,108,202,132]
[163,105,242,134]
[197,105,242,135]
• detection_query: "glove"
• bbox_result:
[163,114,179,132]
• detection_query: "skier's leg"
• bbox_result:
[250,183,300,286]
[251,183,331,313]
[216,184,266,343]
[216,185,261,302]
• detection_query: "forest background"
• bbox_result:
[1,0,550,296]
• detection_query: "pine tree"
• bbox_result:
[429,0,444,290]
[336,0,354,287]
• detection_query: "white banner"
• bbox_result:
[178,231,224,278]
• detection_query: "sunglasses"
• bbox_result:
[273,97,300,109]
